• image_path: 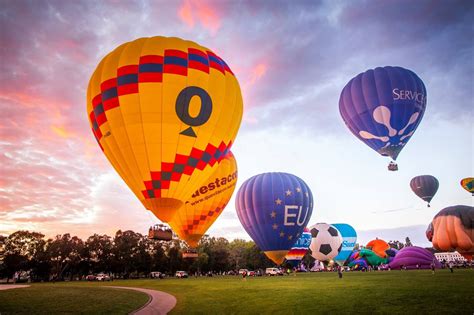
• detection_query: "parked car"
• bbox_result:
[96,273,111,281]
[248,271,256,276]
[265,268,283,276]
[150,271,164,279]
[85,274,96,281]
[175,271,188,278]
[238,269,249,275]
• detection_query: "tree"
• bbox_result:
[2,231,46,282]
[47,234,84,280]
[85,234,113,274]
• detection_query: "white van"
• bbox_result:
[265,268,282,276]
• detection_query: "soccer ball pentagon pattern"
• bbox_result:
[309,223,343,261]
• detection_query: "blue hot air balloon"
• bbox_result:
[339,66,427,171]
[235,172,313,265]
[332,223,357,266]
[410,175,439,207]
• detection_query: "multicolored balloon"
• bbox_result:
[87,36,243,222]
[410,175,439,207]
[427,205,474,260]
[389,246,441,270]
[358,248,388,266]
[366,239,390,258]
[332,223,357,266]
[284,228,312,267]
[460,177,474,196]
[339,66,427,168]
[169,152,237,248]
[309,223,343,261]
[347,251,368,270]
[235,173,313,265]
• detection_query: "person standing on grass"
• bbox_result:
[431,262,436,275]
[337,265,343,279]
[448,262,454,273]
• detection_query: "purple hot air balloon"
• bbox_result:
[389,246,441,270]
[410,175,439,207]
[339,66,427,171]
[235,172,313,265]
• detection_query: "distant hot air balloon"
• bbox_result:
[339,66,427,171]
[309,223,343,261]
[460,177,474,196]
[366,239,390,258]
[87,36,243,223]
[235,173,313,265]
[410,175,439,207]
[332,223,357,266]
[169,152,238,248]
[285,228,312,267]
[429,205,474,260]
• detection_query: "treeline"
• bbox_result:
[0,230,315,282]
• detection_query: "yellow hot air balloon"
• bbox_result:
[87,37,243,222]
[460,177,474,196]
[169,152,237,247]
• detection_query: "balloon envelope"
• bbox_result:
[410,175,439,206]
[169,152,237,248]
[460,177,474,195]
[389,246,441,269]
[235,173,313,265]
[429,205,474,259]
[339,66,426,161]
[332,223,357,266]
[87,36,243,222]
[366,239,390,258]
[309,223,343,261]
[285,228,312,267]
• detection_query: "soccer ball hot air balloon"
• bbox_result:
[235,173,313,265]
[427,205,474,260]
[339,66,427,171]
[87,36,243,223]
[331,223,357,266]
[169,152,237,248]
[284,228,312,267]
[460,177,474,196]
[410,175,439,207]
[309,223,343,261]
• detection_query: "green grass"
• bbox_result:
[1,270,473,314]
[0,284,149,314]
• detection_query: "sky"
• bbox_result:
[1,0,473,247]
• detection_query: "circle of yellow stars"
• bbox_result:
[269,187,307,241]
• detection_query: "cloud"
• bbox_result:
[177,0,222,35]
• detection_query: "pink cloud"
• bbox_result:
[177,0,222,34]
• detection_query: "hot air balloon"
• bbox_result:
[347,251,368,270]
[87,36,243,223]
[389,246,441,270]
[169,152,238,248]
[309,223,343,261]
[366,239,390,258]
[410,175,439,207]
[460,177,474,196]
[428,205,474,260]
[332,223,357,266]
[235,173,313,265]
[358,248,388,266]
[284,228,312,267]
[339,66,427,171]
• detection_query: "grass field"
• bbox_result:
[1,269,473,314]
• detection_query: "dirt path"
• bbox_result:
[108,286,177,315]
[0,284,31,290]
